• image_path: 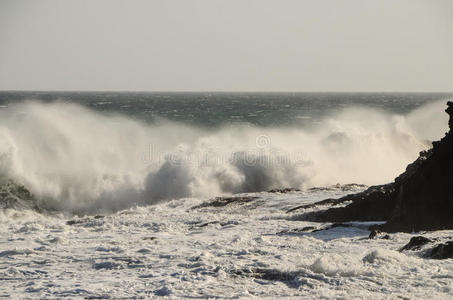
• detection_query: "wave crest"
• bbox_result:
[0,100,447,213]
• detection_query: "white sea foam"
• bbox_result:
[0,100,448,212]
[1,190,452,299]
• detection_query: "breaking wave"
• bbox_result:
[0,100,448,213]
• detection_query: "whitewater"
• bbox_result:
[1,92,453,298]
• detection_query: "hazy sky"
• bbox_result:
[1,0,452,92]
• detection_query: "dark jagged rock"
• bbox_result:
[300,184,397,222]
[400,236,433,251]
[196,221,220,228]
[66,215,105,226]
[286,196,351,213]
[299,226,317,232]
[367,230,381,239]
[310,223,352,232]
[298,101,453,233]
[329,223,352,229]
[277,223,353,235]
[369,229,392,240]
[368,230,379,239]
[375,102,453,232]
[286,184,369,213]
[0,178,41,212]
[307,183,367,193]
[230,267,320,288]
[268,187,301,193]
[232,267,297,282]
[277,226,317,235]
[66,219,86,226]
[427,241,453,259]
[191,196,259,209]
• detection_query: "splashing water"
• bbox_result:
[0,100,448,213]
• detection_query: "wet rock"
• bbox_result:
[307,183,367,193]
[231,268,300,287]
[277,226,317,234]
[66,219,87,226]
[66,216,104,226]
[330,223,352,229]
[286,184,369,213]
[375,101,453,232]
[311,223,351,232]
[230,267,333,289]
[85,295,111,300]
[286,197,346,213]
[268,188,301,193]
[295,102,453,233]
[368,230,391,240]
[338,183,368,191]
[92,261,121,270]
[192,196,259,209]
[368,230,380,239]
[400,236,433,251]
[188,220,239,230]
[154,286,171,296]
[299,226,317,232]
[427,241,453,259]
[278,223,352,235]
[194,221,220,228]
[0,178,41,212]
[307,184,397,223]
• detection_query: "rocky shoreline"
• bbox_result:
[291,101,453,234]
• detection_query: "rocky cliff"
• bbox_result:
[303,101,453,232]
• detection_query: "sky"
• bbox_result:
[0,0,452,92]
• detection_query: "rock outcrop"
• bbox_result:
[300,101,453,233]
[398,236,453,259]
[302,183,397,222]
[0,177,40,211]
[429,242,453,259]
[400,236,433,251]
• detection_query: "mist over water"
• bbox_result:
[0,96,449,213]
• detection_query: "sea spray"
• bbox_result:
[0,100,447,213]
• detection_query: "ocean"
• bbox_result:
[1,92,453,298]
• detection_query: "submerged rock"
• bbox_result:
[66,215,104,226]
[277,226,318,234]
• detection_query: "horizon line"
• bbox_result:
[1,90,453,94]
